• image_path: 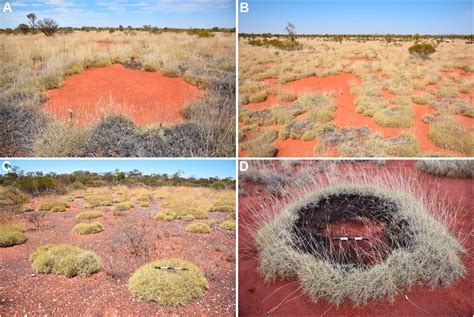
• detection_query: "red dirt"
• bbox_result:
[0,194,235,316]
[43,64,201,127]
[96,41,114,47]
[282,73,403,138]
[239,161,473,316]
[274,139,317,157]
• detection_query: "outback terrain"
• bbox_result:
[238,160,472,315]
[239,36,473,157]
[0,182,236,315]
[1,28,235,157]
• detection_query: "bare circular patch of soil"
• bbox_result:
[43,64,201,127]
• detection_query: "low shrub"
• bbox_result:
[0,224,27,247]
[38,200,69,212]
[155,211,176,221]
[219,220,236,231]
[30,244,103,277]
[128,258,208,306]
[73,222,104,235]
[408,42,436,59]
[76,210,103,220]
[181,214,195,221]
[249,91,268,103]
[70,181,86,190]
[210,181,226,190]
[186,222,210,233]
[115,201,134,211]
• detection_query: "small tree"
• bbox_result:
[408,42,436,59]
[285,22,296,43]
[37,18,59,36]
[27,13,37,28]
[17,23,29,35]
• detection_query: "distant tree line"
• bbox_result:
[240,32,473,43]
[2,13,235,37]
[0,168,235,195]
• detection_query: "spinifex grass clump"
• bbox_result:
[30,244,103,277]
[250,162,466,306]
[128,258,208,306]
[0,224,27,247]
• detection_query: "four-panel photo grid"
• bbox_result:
[0,0,473,316]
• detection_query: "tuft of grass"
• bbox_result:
[181,214,195,221]
[416,160,473,178]
[115,201,134,211]
[249,91,269,103]
[155,211,177,221]
[38,200,69,212]
[185,222,210,234]
[128,258,208,306]
[373,106,414,128]
[219,220,236,231]
[278,92,297,102]
[73,221,104,235]
[428,119,474,155]
[76,210,103,220]
[0,224,27,247]
[30,244,103,277]
[240,129,278,157]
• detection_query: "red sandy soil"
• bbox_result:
[0,196,235,316]
[240,70,472,157]
[43,64,201,127]
[96,41,114,47]
[239,160,473,316]
[323,220,388,266]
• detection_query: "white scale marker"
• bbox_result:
[333,237,369,241]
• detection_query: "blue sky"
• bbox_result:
[239,0,473,34]
[0,159,236,179]
[1,0,235,28]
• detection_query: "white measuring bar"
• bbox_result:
[333,237,369,241]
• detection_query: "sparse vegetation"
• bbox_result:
[416,160,473,178]
[38,200,69,212]
[219,220,236,231]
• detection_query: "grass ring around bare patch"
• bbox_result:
[256,184,465,306]
[128,258,208,307]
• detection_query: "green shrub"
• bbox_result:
[73,222,104,235]
[219,221,236,231]
[30,244,103,277]
[411,95,429,105]
[139,202,149,207]
[0,224,27,247]
[210,181,226,190]
[85,196,113,208]
[408,43,436,59]
[70,181,86,190]
[155,211,176,221]
[128,258,208,306]
[186,223,210,234]
[115,201,134,211]
[308,109,333,123]
[39,200,69,212]
[76,211,103,220]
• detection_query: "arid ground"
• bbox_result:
[1,30,235,157]
[0,186,236,315]
[238,160,473,315]
[239,38,473,157]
